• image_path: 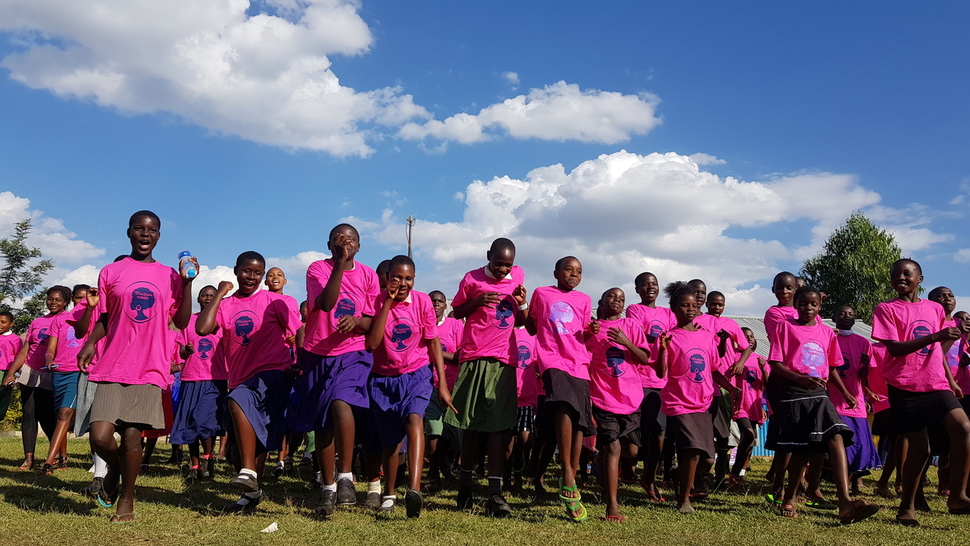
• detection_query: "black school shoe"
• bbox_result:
[336,477,356,505]
[405,489,423,518]
[486,494,511,518]
[316,489,336,517]
[224,491,262,514]
[229,472,259,492]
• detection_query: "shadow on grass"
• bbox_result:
[0,484,100,515]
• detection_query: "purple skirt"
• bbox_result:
[293,349,373,433]
[170,379,227,445]
[227,370,292,454]
[841,414,881,477]
[368,365,433,449]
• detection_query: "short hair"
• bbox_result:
[376,259,391,277]
[707,290,724,300]
[688,279,706,290]
[113,254,128,262]
[634,271,657,286]
[329,223,359,241]
[235,251,266,269]
[72,284,92,294]
[773,271,796,286]
[555,256,580,271]
[0,311,14,322]
[199,284,218,293]
[128,210,160,229]
[389,255,415,271]
[892,258,921,275]
[794,285,822,303]
[927,286,950,301]
[490,237,516,255]
[740,326,753,335]
[47,285,72,303]
[429,290,446,300]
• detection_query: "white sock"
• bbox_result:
[323,482,337,493]
[368,480,381,493]
[239,468,257,479]
[337,472,354,482]
[93,452,108,478]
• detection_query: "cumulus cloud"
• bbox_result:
[502,71,520,87]
[358,151,948,316]
[0,191,104,264]
[688,153,726,166]
[399,81,662,146]
[953,249,970,264]
[0,0,430,157]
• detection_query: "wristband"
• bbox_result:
[518,303,529,311]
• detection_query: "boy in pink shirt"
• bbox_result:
[424,289,463,492]
[586,287,652,522]
[172,285,229,484]
[197,251,301,513]
[76,210,197,524]
[445,238,528,517]
[511,326,538,491]
[872,260,970,525]
[299,223,380,514]
[364,255,454,518]
[767,286,877,524]
[729,327,767,488]
[525,256,594,522]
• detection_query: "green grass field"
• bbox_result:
[0,437,964,545]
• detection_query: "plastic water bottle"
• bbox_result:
[178,250,197,278]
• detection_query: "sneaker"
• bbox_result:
[486,494,511,517]
[283,456,294,473]
[316,489,336,517]
[365,491,381,510]
[336,477,356,505]
[229,472,259,493]
[272,462,285,478]
[184,468,199,485]
[85,476,104,499]
[405,489,423,518]
[457,486,474,510]
[224,491,262,514]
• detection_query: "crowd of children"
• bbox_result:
[1,210,969,528]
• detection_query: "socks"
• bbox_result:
[323,482,338,493]
[239,468,257,479]
[337,471,354,482]
[368,480,381,493]
[488,476,503,496]
[93,452,108,479]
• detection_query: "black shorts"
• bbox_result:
[668,412,715,459]
[592,406,641,449]
[765,392,853,454]
[870,408,894,437]
[541,369,593,435]
[887,385,962,435]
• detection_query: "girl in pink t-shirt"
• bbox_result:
[925,287,965,499]
[1,286,70,471]
[525,256,594,522]
[586,287,653,522]
[767,286,877,524]
[730,327,767,489]
[424,289,463,491]
[762,271,798,499]
[872,260,970,524]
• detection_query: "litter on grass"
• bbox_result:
[260,522,278,533]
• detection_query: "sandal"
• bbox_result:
[97,488,119,509]
[765,493,782,505]
[805,496,838,510]
[110,513,136,524]
[18,458,34,471]
[558,484,588,523]
[779,503,798,518]
[839,501,880,525]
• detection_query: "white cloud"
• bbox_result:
[0,0,430,157]
[688,153,726,166]
[954,249,970,264]
[0,191,104,265]
[399,81,662,145]
[502,71,520,86]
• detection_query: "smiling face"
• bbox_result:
[486,247,515,280]
[0,314,14,334]
[634,273,659,305]
[430,291,447,320]
[890,260,922,300]
[772,274,796,306]
[598,288,625,319]
[265,267,287,294]
[795,291,822,324]
[554,257,582,290]
[388,263,415,302]
[834,305,855,330]
[46,290,69,314]
[127,214,160,260]
[235,259,265,297]
[705,293,725,317]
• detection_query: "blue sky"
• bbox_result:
[1,1,968,316]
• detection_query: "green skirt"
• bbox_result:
[444,358,517,433]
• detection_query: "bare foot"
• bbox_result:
[678,502,695,514]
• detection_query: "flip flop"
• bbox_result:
[765,493,782,505]
[110,513,136,524]
[559,484,588,523]
[779,503,798,518]
[96,488,119,509]
[894,516,919,527]
[839,502,880,524]
[805,497,838,510]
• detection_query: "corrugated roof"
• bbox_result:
[726,315,873,358]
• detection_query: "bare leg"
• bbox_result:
[113,426,144,521]
[677,450,700,513]
[781,452,809,516]
[602,439,621,518]
[406,414,425,491]
[897,430,929,521]
[43,407,75,467]
[229,400,258,472]
[331,400,356,474]
[943,408,970,510]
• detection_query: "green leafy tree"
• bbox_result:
[800,212,901,323]
[0,219,54,333]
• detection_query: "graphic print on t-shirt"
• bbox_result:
[230,310,259,345]
[836,352,852,378]
[801,341,825,377]
[495,298,515,329]
[334,292,357,322]
[125,281,159,323]
[37,327,50,344]
[688,351,707,382]
[911,320,933,356]
[606,346,625,377]
[745,368,758,385]
[65,326,82,349]
[517,341,534,369]
[549,301,576,334]
[388,317,415,352]
[197,337,214,359]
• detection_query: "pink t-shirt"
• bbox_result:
[586,318,648,414]
[453,265,525,365]
[371,290,438,377]
[24,314,59,370]
[868,342,891,413]
[216,289,301,389]
[304,259,379,356]
[661,327,721,416]
[514,328,539,409]
[954,334,970,395]
[48,313,85,373]
[626,303,672,388]
[0,332,24,371]
[435,316,464,390]
[828,332,874,418]
[764,305,797,347]
[695,314,750,371]
[529,285,592,380]
[178,314,228,381]
[66,300,104,369]
[734,353,765,423]
[88,258,183,388]
[768,316,840,381]
[871,298,950,392]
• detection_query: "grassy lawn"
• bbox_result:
[0,437,964,545]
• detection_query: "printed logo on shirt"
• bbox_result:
[124,281,160,323]
[606,346,625,377]
[517,342,534,369]
[495,297,515,329]
[37,327,50,344]
[687,350,707,383]
[230,311,260,346]
[388,317,415,351]
[911,320,933,356]
[549,301,576,334]
[836,352,852,378]
[197,337,214,359]
[65,326,82,348]
[333,293,357,323]
[745,368,758,386]
[801,341,825,377]
[648,321,665,340]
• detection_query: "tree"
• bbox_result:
[800,212,901,324]
[0,219,54,333]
